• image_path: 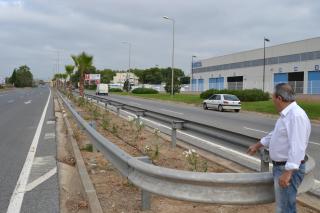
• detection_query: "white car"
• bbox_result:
[96,83,109,95]
[203,94,241,112]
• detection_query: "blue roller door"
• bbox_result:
[191,79,197,91]
[274,73,288,85]
[198,79,204,92]
[209,77,224,90]
[308,71,320,94]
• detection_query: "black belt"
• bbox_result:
[272,155,308,166]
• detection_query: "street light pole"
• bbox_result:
[163,16,175,96]
[122,41,132,84]
[191,55,196,91]
[263,37,270,92]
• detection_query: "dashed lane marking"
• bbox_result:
[160,108,184,115]
[243,126,269,134]
[44,133,55,140]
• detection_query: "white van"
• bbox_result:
[96,84,109,95]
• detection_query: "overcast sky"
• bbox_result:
[0,0,320,80]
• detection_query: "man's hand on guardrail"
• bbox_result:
[247,142,263,156]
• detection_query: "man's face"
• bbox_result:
[272,93,282,113]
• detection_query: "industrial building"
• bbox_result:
[191,37,320,94]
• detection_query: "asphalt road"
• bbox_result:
[0,87,58,213]
[91,92,320,179]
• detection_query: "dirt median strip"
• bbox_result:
[56,94,103,213]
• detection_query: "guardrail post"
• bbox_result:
[259,148,270,172]
[89,121,98,153]
[171,121,184,148]
[136,156,151,211]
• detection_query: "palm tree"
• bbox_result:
[65,65,74,96]
[71,52,93,97]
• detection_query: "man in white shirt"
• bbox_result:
[247,83,311,213]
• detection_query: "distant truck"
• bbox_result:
[96,83,109,95]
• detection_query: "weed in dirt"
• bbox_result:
[144,128,161,161]
[183,149,208,172]
[81,144,93,152]
[111,124,118,135]
[101,115,110,130]
[73,128,81,141]
[132,118,144,145]
[92,106,101,120]
[77,97,86,107]
[122,179,136,188]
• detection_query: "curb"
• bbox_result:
[57,95,103,213]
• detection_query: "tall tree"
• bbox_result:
[71,52,93,97]
[14,65,33,87]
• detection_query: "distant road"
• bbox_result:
[0,87,58,213]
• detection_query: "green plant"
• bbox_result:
[132,88,159,94]
[80,144,93,152]
[77,97,86,107]
[183,149,208,172]
[109,88,123,92]
[133,119,144,144]
[92,106,100,120]
[111,124,118,135]
[101,114,110,130]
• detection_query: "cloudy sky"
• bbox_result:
[0,0,320,80]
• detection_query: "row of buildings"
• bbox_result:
[191,37,320,94]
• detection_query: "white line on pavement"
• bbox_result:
[309,141,319,146]
[25,167,57,192]
[243,126,269,134]
[6,89,51,213]
[160,108,184,115]
[129,101,142,106]
[24,100,32,104]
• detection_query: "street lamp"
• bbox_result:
[263,37,270,92]
[121,41,132,83]
[191,55,196,91]
[163,16,175,96]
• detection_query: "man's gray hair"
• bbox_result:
[274,83,295,102]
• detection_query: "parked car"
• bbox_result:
[96,83,109,95]
[203,94,241,112]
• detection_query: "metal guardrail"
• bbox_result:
[60,91,316,206]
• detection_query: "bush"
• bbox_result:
[109,88,123,92]
[132,88,159,94]
[84,85,97,90]
[200,89,270,102]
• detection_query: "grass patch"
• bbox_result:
[112,92,202,105]
[111,92,320,120]
[242,100,320,120]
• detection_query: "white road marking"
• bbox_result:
[46,120,55,125]
[7,89,51,213]
[309,141,319,146]
[25,167,57,192]
[44,133,55,140]
[243,126,269,134]
[129,101,142,106]
[8,100,14,103]
[160,108,184,115]
[24,100,32,104]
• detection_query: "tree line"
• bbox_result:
[53,51,190,96]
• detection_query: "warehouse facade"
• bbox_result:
[191,37,320,94]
